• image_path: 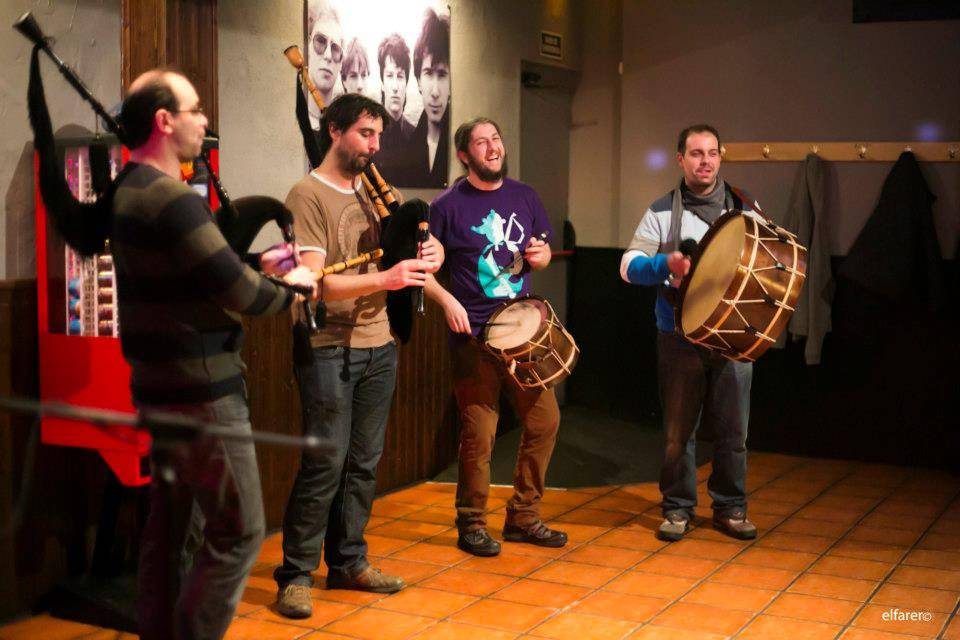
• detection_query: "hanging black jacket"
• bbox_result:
[838,151,944,310]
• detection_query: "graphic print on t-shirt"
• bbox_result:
[336,199,380,262]
[470,208,525,298]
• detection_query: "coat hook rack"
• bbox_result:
[720,141,960,162]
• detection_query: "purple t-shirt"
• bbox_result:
[430,177,553,335]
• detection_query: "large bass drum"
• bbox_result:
[676,210,807,362]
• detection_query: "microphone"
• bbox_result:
[415,202,431,316]
[679,238,699,259]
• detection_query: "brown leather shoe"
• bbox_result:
[326,566,405,593]
[502,520,568,547]
[713,511,757,540]
[276,583,313,619]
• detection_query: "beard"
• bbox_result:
[467,153,508,183]
[336,146,372,175]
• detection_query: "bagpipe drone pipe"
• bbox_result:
[284,45,430,344]
[17,12,305,291]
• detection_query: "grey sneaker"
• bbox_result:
[656,513,689,542]
[713,511,757,540]
[276,583,313,619]
[326,566,405,593]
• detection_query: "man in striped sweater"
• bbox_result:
[620,124,759,543]
[111,69,317,640]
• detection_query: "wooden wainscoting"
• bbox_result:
[122,0,218,128]
[242,299,459,530]
[0,279,111,619]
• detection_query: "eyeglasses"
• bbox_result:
[172,106,205,116]
[312,32,343,62]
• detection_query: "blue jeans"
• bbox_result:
[657,332,751,520]
[136,391,265,640]
[275,343,397,587]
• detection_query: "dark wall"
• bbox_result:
[565,249,959,469]
[565,247,660,424]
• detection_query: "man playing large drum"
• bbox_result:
[620,124,761,542]
[425,117,568,557]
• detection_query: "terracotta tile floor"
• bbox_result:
[2,453,959,639]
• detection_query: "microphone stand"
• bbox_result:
[0,395,321,451]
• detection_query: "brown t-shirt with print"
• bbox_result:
[285,172,392,348]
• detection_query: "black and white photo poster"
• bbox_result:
[304,0,451,188]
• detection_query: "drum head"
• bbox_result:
[681,214,746,335]
[485,298,547,350]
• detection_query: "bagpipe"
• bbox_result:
[16,12,313,305]
[283,45,430,344]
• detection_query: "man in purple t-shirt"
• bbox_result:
[425,117,567,557]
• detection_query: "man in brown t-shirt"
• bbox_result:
[274,94,442,619]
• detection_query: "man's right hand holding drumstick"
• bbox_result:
[666,251,691,288]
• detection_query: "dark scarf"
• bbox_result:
[668,176,739,252]
[681,176,727,224]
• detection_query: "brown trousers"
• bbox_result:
[451,338,561,532]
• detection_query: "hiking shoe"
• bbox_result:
[457,528,501,556]
[713,511,757,540]
[656,513,689,542]
[502,521,568,548]
[276,583,313,619]
[326,566,405,593]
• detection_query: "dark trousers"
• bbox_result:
[452,339,561,532]
[275,343,397,588]
[657,331,752,520]
[136,392,265,640]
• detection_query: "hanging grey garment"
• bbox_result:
[781,154,833,364]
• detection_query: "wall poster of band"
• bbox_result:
[303,0,451,189]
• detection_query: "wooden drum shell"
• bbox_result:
[676,211,807,362]
[483,296,580,390]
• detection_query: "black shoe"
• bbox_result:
[502,521,568,548]
[457,528,501,556]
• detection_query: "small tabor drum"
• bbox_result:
[676,211,807,362]
[482,296,580,390]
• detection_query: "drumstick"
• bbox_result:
[483,232,549,287]
[477,320,521,328]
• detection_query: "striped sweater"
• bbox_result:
[110,163,293,404]
[620,184,760,332]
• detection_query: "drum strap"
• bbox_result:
[727,184,769,219]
